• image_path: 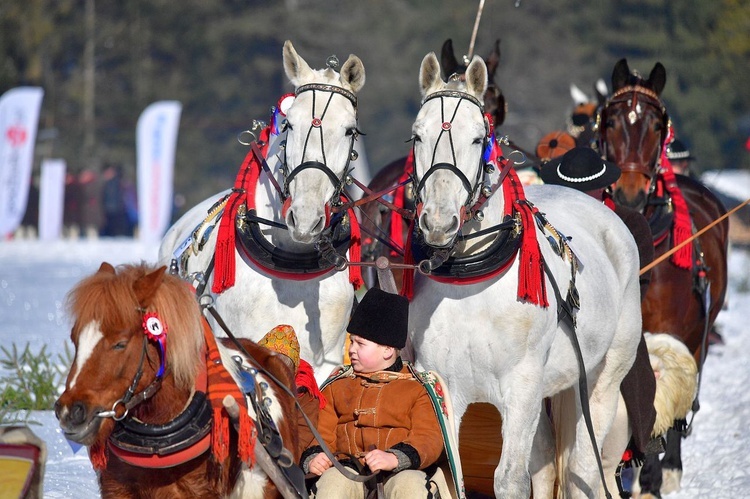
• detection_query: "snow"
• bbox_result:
[1,238,749,498]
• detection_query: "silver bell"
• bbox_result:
[350,150,359,161]
[481,185,492,198]
[345,175,354,186]
[474,210,485,222]
[484,163,495,174]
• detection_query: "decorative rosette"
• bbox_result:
[142,312,168,378]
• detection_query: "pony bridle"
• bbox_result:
[281,83,360,211]
[413,89,490,219]
[599,84,669,186]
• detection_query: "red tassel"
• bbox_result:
[238,410,255,466]
[390,152,414,256]
[400,220,416,301]
[89,441,108,470]
[347,205,364,290]
[503,168,548,307]
[296,359,326,409]
[212,407,230,464]
[659,125,693,269]
[212,126,271,294]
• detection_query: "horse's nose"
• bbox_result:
[64,401,87,426]
[285,208,325,243]
[54,399,62,420]
[418,210,459,247]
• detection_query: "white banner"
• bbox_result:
[0,87,44,238]
[136,100,181,244]
[38,158,66,241]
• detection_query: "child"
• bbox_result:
[301,288,445,498]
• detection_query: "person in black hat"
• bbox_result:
[666,138,696,177]
[542,147,657,462]
[301,288,447,498]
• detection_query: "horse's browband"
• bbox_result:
[609,85,665,110]
[422,89,484,112]
[295,83,357,107]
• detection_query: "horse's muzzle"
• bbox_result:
[55,398,104,445]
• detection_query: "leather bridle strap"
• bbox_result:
[542,262,611,499]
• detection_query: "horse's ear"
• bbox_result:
[419,52,443,97]
[283,40,315,87]
[595,78,609,105]
[98,262,116,275]
[649,62,667,96]
[485,39,501,77]
[465,55,488,101]
[133,266,167,309]
[440,39,459,79]
[340,54,366,94]
[611,58,630,92]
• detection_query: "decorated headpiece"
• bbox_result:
[258,324,300,371]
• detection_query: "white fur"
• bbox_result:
[69,321,103,390]
[159,41,365,385]
[410,54,642,498]
[645,332,698,436]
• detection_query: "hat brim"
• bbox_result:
[540,155,621,191]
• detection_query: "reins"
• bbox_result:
[639,196,749,275]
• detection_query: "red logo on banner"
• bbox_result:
[6,125,27,147]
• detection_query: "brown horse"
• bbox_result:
[55,262,301,498]
[599,58,729,497]
[359,38,506,290]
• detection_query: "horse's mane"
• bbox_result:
[66,263,203,390]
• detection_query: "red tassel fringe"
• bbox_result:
[89,440,108,470]
[212,406,231,464]
[296,359,326,409]
[400,221,416,300]
[659,126,693,269]
[347,205,363,290]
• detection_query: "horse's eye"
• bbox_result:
[605,119,615,128]
[283,121,294,132]
[113,341,128,351]
[345,127,357,137]
[472,137,483,145]
[411,134,421,143]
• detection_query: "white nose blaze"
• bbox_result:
[68,321,103,390]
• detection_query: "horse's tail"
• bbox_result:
[550,386,578,495]
[645,332,698,437]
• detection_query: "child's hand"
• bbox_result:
[364,449,399,473]
[308,453,333,476]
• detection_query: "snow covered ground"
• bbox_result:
[1,238,749,498]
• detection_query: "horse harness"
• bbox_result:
[170,83,365,288]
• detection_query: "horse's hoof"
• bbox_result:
[660,468,682,494]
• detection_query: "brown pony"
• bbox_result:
[359,38,505,290]
[599,58,729,497]
[55,262,300,498]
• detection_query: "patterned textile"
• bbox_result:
[258,324,300,371]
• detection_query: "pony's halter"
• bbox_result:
[281,83,359,208]
[413,90,489,211]
[598,84,669,179]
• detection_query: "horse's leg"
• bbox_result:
[636,448,663,498]
[493,363,544,498]
[530,403,556,499]
[567,367,624,498]
[600,394,631,497]
[659,427,683,494]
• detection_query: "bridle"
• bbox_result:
[412,89,490,215]
[280,83,361,211]
[598,84,670,186]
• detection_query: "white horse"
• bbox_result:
[158,40,366,383]
[408,52,643,498]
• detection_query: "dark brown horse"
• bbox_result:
[359,38,506,290]
[55,262,300,498]
[599,58,729,497]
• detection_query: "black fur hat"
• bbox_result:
[347,288,408,349]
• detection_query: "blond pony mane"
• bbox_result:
[67,263,204,391]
